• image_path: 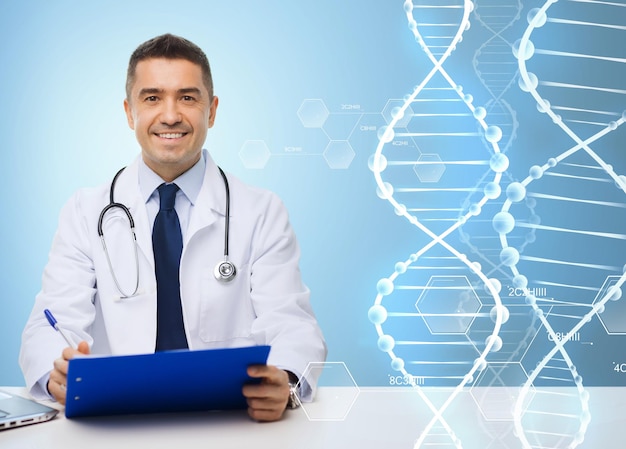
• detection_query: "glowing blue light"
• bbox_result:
[500,247,520,266]
[513,38,535,61]
[394,204,407,216]
[368,305,388,324]
[395,262,407,274]
[473,358,487,371]
[490,153,509,173]
[518,72,538,92]
[492,211,515,234]
[608,286,622,301]
[506,182,526,202]
[473,107,487,120]
[378,334,395,352]
[485,278,502,294]
[376,182,393,199]
[485,126,503,143]
[377,278,394,296]
[485,335,503,352]
[527,8,547,27]
[484,182,501,199]
[490,305,510,324]
[377,125,395,143]
[513,275,528,289]
[529,165,543,179]
[537,100,551,113]
[368,153,387,172]
[391,106,404,120]
[469,203,481,216]
[391,357,404,371]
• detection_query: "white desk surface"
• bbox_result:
[1,386,622,449]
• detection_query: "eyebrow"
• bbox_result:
[137,87,204,97]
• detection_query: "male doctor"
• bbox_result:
[20,33,327,422]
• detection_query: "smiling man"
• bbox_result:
[124,56,217,182]
[20,34,327,422]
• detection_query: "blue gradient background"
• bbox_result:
[1,0,625,392]
[0,0,405,386]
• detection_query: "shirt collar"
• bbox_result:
[139,153,206,205]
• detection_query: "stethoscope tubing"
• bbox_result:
[98,165,236,299]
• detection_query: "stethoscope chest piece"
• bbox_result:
[214,259,236,282]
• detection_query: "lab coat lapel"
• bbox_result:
[185,152,226,242]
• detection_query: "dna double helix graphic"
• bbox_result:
[369,1,511,447]
[506,1,626,448]
[369,0,625,447]
[465,3,544,448]
[467,0,540,375]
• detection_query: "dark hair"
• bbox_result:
[126,33,213,99]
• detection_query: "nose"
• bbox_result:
[159,98,182,125]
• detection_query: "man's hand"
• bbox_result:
[243,365,290,422]
[47,341,90,404]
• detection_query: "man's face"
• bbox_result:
[124,57,218,181]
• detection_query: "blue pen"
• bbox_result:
[44,309,76,349]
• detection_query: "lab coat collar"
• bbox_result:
[186,149,227,241]
[113,150,228,254]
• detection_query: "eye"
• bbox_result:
[145,95,158,102]
[182,95,195,102]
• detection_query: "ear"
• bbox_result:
[208,96,219,128]
[123,98,135,130]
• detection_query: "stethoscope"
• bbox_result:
[97,166,236,299]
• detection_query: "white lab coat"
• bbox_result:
[20,151,327,400]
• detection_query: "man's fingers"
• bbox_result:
[242,366,291,422]
[77,341,90,355]
[49,343,90,405]
[247,365,288,385]
[49,368,64,386]
[247,406,283,422]
[242,381,289,400]
[53,357,69,375]
[48,371,67,405]
[61,346,81,361]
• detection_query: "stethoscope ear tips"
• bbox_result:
[214,260,236,282]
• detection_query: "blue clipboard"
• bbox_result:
[64,345,270,418]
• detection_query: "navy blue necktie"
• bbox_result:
[153,183,188,351]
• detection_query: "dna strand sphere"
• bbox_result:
[369,1,512,447]
[502,1,626,448]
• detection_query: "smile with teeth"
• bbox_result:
[157,132,186,139]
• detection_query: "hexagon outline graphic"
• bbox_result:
[323,140,355,169]
[593,275,626,335]
[297,99,329,128]
[470,362,535,422]
[413,153,446,183]
[239,140,271,169]
[415,275,482,334]
[299,361,360,422]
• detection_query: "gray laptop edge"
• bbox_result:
[0,390,59,431]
